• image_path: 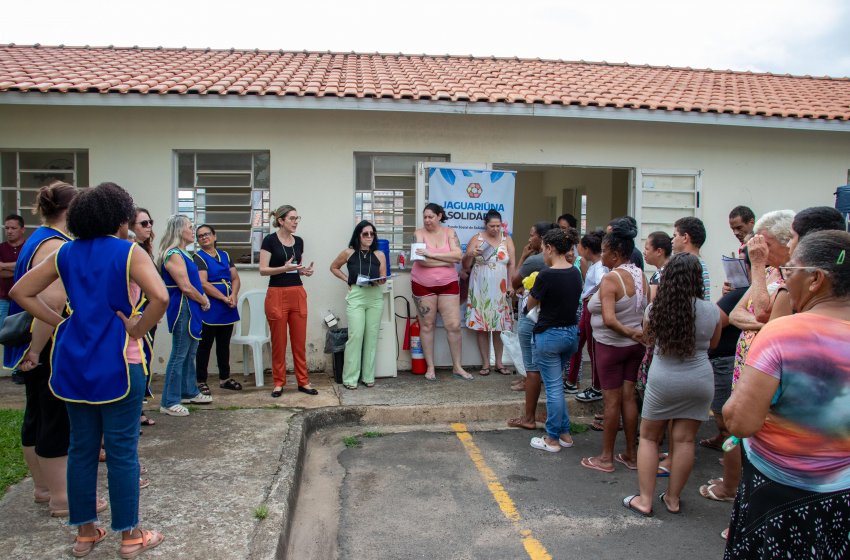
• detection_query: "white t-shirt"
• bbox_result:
[581,260,609,300]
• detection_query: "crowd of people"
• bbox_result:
[2,179,848,558]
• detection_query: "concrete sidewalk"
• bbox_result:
[2,368,599,559]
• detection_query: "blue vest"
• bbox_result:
[161,248,203,340]
[50,237,137,404]
[196,249,240,326]
[3,226,72,370]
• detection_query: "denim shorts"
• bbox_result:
[517,314,537,373]
[710,356,735,413]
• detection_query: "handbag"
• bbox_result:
[0,311,33,347]
[500,330,526,377]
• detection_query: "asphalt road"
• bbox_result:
[334,424,731,560]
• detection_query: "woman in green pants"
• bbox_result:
[330,221,387,389]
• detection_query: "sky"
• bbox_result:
[3,0,850,78]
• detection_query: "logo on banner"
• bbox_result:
[466,183,482,198]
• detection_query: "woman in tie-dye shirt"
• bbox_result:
[722,230,850,560]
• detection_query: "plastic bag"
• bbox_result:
[500,331,526,377]
[324,327,348,353]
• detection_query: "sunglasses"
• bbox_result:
[361,231,375,237]
[138,220,153,227]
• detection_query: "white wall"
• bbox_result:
[2,104,848,372]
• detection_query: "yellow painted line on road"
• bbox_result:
[452,423,552,560]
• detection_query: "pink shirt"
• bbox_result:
[410,228,459,287]
[125,281,143,364]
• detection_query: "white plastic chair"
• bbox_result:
[231,289,271,387]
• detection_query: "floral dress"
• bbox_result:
[732,268,784,389]
[466,233,513,332]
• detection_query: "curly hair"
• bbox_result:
[67,182,135,240]
[604,217,637,259]
[542,228,571,254]
[646,253,704,359]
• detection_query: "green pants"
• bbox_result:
[342,285,384,385]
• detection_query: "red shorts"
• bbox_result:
[411,280,460,297]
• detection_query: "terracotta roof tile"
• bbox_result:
[0,44,849,121]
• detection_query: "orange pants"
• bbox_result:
[265,286,309,388]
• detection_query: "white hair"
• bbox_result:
[754,210,795,245]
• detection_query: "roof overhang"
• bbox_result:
[1,92,848,133]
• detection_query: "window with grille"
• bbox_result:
[354,153,448,268]
[176,151,270,266]
[0,151,89,233]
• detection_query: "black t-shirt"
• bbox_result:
[529,266,582,334]
[260,233,304,287]
[708,286,748,359]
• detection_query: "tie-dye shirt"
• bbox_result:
[743,313,850,492]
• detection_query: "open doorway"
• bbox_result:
[492,164,633,240]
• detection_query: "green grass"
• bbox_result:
[254,504,269,520]
[570,422,589,434]
[0,409,27,495]
[342,436,361,448]
[362,431,384,438]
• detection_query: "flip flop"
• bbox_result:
[659,492,681,514]
[699,483,734,502]
[699,437,724,451]
[590,420,605,431]
[478,368,491,376]
[707,477,724,486]
[720,528,729,540]
[72,526,107,558]
[453,372,475,381]
[140,416,155,426]
[656,466,670,478]
[622,495,653,517]
[495,367,511,375]
[581,456,615,473]
[424,372,437,381]
[614,453,638,470]
[506,417,536,430]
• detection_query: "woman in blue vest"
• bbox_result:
[11,182,168,558]
[8,181,82,518]
[158,215,211,416]
[193,224,241,392]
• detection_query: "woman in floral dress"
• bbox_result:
[462,209,516,375]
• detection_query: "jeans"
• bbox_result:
[66,364,145,531]
[0,298,9,328]
[161,305,200,408]
[532,326,579,440]
[517,314,538,373]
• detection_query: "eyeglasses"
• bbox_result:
[286,216,302,223]
[138,220,153,227]
[778,266,829,280]
[361,231,375,237]
[197,233,212,239]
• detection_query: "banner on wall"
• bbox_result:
[427,167,516,250]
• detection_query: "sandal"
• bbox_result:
[479,367,491,376]
[622,495,653,517]
[581,456,615,473]
[495,366,511,375]
[614,453,637,470]
[219,378,242,391]
[139,478,150,490]
[140,415,155,426]
[120,529,164,559]
[362,382,375,388]
[51,497,108,518]
[659,491,681,514]
[197,382,211,396]
[506,417,536,430]
[699,483,734,502]
[424,372,437,381]
[72,526,107,558]
[343,384,357,390]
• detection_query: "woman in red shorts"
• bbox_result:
[411,203,472,381]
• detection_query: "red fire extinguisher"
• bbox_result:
[409,319,426,374]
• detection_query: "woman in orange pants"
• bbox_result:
[259,205,317,397]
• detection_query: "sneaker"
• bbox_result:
[563,381,579,394]
[181,393,212,404]
[160,404,189,416]
[575,387,603,402]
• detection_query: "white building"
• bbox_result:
[1,45,849,373]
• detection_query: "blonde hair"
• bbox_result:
[157,214,191,268]
[270,205,296,229]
